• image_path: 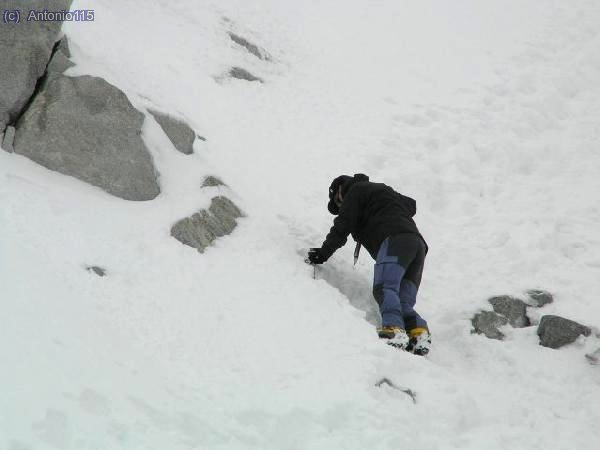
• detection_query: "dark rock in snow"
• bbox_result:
[537,315,591,349]
[472,311,509,340]
[525,289,554,307]
[86,266,106,277]
[14,74,160,201]
[201,176,225,188]
[488,295,531,328]
[229,67,263,83]
[228,32,270,60]
[2,126,15,152]
[149,109,195,155]
[0,0,73,131]
[171,196,243,253]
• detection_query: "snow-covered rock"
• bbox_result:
[14,75,160,201]
[171,196,243,253]
[149,109,196,155]
[537,315,591,349]
[201,175,226,187]
[228,32,270,60]
[488,295,531,328]
[586,347,600,365]
[0,0,72,130]
[229,66,263,82]
[525,289,554,307]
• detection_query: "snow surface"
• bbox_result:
[2,0,600,448]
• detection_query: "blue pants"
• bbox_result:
[373,234,428,330]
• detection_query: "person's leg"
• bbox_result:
[399,236,428,331]
[373,235,419,329]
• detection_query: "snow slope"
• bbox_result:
[2,0,600,448]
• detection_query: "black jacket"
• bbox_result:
[321,180,424,260]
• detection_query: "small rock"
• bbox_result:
[149,109,195,155]
[228,32,270,60]
[229,67,263,83]
[537,315,591,349]
[86,266,106,277]
[171,196,243,253]
[488,295,531,328]
[2,125,15,152]
[471,311,509,340]
[585,348,600,365]
[525,289,554,307]
[201,176,225,188]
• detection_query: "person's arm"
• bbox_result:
[320,188,362,260]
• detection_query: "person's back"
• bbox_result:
[344,181,423,259]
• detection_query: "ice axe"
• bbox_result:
[304,256,317,279]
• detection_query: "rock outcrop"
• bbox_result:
[537,315,591,349]
[472,311,509,340]
[171,196,243,253]
[488,296,530,328]
[14,75,160,201]
[0,0,72,131]
[149,109,196,155]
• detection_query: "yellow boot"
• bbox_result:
[407,327,431,356]
[377,326,409,349]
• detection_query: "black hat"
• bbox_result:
[327,173,369,215]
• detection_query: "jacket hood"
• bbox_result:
[327,173,369,215]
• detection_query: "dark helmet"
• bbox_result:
[327,173,369,215]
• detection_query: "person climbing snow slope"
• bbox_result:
[307,174,431,355]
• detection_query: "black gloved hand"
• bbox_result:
[306,247,327,265]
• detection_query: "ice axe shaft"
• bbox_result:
[353,242,361,265]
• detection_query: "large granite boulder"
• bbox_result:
[0,0,72,131]
[149,109,195,155]
[488,296,530,328]
[472,311,509,340]
[171,196,243,253]
[14,75,160,201]
[537,315,591,349]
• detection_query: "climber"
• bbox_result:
[307,174,431,355]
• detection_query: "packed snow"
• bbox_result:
[2,0,600,448]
